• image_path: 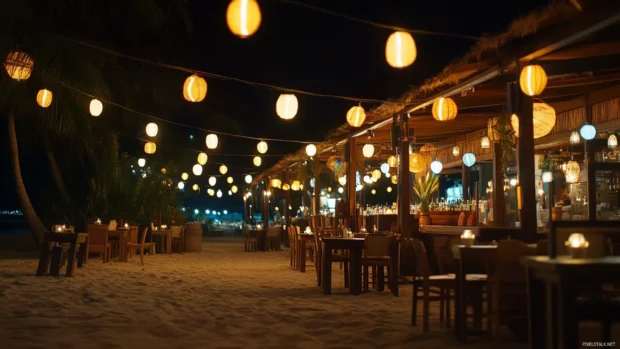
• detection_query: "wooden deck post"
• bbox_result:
[517,82,537,242]
[492,142,506,226]
[585,96,597,221]
[313,159,321,227]
[397,119,411,238]
[462,164,469,202]
[347,138,357,232]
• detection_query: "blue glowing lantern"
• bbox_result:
[380,163,390,174]
[463,153,476,167]
[430,160,443,174]
[580,123,596,140]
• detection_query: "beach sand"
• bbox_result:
[0,238,612,348]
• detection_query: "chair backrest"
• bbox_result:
[140,227,149,247]
[108,220,117,231]
[87,224,108,245]
[170,225,182,238]
[411,239,431,278]
[267,226,280,238]
[296,226,300,235]
[490,240,536,283]
[365,235,390,257]
[536,240,549,255]
[129,225,139,243]
[466,213,476,226]
[457,212,466,226]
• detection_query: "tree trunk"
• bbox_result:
[46,148,72,211]
[8,112,46,247]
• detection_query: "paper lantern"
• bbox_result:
[487,117,500,142]
[181,173,189,181]
[362,144,375,158]
[542,171,553,183]
[161,168,167,174]
[608,134,618,149]
[510,103,556,139]
[371,189,377,195]
[245,175,252,184]
[36,89,52,108]
[570,131,580,145]
[387,156,398,167]
[138,158,146,167]
[144,142,156,154]
[192,184,199,191]
[346,105,366,127]
[231,185,239,193]
[409,153,426,173]
[282,183,290,191]
[257,141,268,154]
[208,189,215,196]
[580,124,596,141]
[481,136,490,149]
[306,144,317,157]
[228,190,233,196]
[276,94,298,120]
[193,164,203,176]
[565,160,581,184]
[226,0,262,38]
[197,152,208,165]
[463,153,476,167]
[338,187,344,194]
[291,180,301,191]
[380,163,390,174]
[432,97,458,121]
[183,74,207,102]
[391,176,398,184]
[217,190,223,198]
[90,99,103,117]
[146,123,158,137]
[206,134,218,149]
[178,182,185,190]
[452,146,460,157]
[385,31,417,68]
[271,178,282,188]
[387,187,393,193]
[219,165,228,175]
[227,176,234,184]
[430,160,443,174]
[253,156,262,167]
[338,176,346,186]
[208,176,216,186]
[4,51,33,80]
[372,169,381,180]
[519,65,547,97]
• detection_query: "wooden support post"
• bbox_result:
[264,181,271,229]
[518,85,537,242]
[585,97,597,221]
[462,165,469,202]
[492,142,506,226]
[397,122,411,238]
[313,159,321,227]
[347,138,357,232]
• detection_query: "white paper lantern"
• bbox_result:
[570,131,581,145]
[481,136,490,149]
[253,156,262,167]
[209,176,216,186]
[430,160,443,174]
[257,141,268,154]
[306,144,317,157]
[338,187,344,194]
[463,153,476,167]
[338,176,346,186]
[90,99,103,117]
[387,156,398,167]
[580,124,596,140]
[193,164,203,176]
[146,123,158,137]
[385,31,417,68]
[178,182,185,190]
[197,152,208,165]
[362,144,375,158]
[245,175,252,184]
[138,158,146,167]
[217,190,223,198]
[206,134,218,149]
[219,165,228,175]
[346,105,366,127]
[608,134,618,149]
[380,163,390,174]
[565,160,581,184]
[276,94,298,120]
[363,175,372,184]
[227,176,234,184]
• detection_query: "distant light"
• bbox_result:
[338,187,344,194]
[542,171,553,183]
[223,210,228,215]
[194,209,199,215]
[206,210,210,214]
[189,134,194,140]
[509,178,518,187]
[580,123,596,140]
[380,163,390,174]
[356,184,363,192]
[178,182,185,190]
[138,158,146,167]
[181,207,186,212]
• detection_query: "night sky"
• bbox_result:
[1,0,549,212]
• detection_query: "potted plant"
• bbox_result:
[413,172,439,226]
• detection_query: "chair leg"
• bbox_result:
[446,290,452,329]
[423,283,430,332]
[412,282,418,326]
[363,264,369,292]
[440,288,445,323]
[140,247,144,266]
[343,261,350,288]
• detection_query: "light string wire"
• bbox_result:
[277,0,482,40]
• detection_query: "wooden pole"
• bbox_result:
[397,120,411,238]
[492,142,506,226]
[517,82,537,242]
[462,165,469,202]
[585,96,596,221]
[347,138,358,232]
[313,159,321,228]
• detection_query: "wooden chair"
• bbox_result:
[458,246,493,342]
[126,226,139,259]
[87,224,111,263]
[170,225,184,253]
[245,228,258,252]
[288,227,297,269]
[267,226,281,251]
[126,227,155,266]
[410,239,454,332]
[363,235,391,292]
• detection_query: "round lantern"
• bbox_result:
[276,94,298,120]
[226,0,262,38]
[209,176,217,186]
[391,176,398,184]
[387,155,398,167]
[206,134,218,149]
[257,141,268,154]
[385,31,417,68]
[338,176,346,186]
[510,103,556,139]
[409,152,426,173]
[138,158,146,167]
[208,189,215,196]
[291,180,301,191]
[380,163,390,174]
[146,123,158,137]
[452,146,461,157]
[193,164,203,176]
[542,171,553,183]
[565,160,581,184]
[371,189,377,195]
[570,131,581,145]
[144,142,156,154]
[337,187,344,194]
[161,168,167,174]
[580,123,596,141]
[197,152,208,165]
[481,136,490,149]
[178,182,185,190]
[519,65,547,97]
[346,105,366,127]
[362,144,375,158]
[228,190,233,196]
[608,134,618,149]
[36,89,53,108]
[181,172,189,181]
[432,97,458,121]
[231,185,239,193]
[306,144,317,157]
[430,160,443,174]
[245,175,252,184]
[219,165,228,175]
[192,184,199,191]
[387,187,393,193]
[90,99,103,117]
[227,176,234,184]
[4,51,34,80]
[183,74,207,102]
[372,169,381,180]
[463,153,476,167]
[253,156,262,167]
[271,178,282,188]
[282,183,290,191]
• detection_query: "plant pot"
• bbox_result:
[419,211,432,226]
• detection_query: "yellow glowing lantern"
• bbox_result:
[192,184,199,191]
[4,51,33,80]
[609,134,618,149]
[481,136,490,149]
[409,152,426,173]
[346,105,366,127]
[276,94,298,120]
[208,188,215,196]
[282,183,290,191]
[519,64,547,97]
[257,141,268,154]
[231,185,239,193]
[371,189,377,195]
[197,152,208,165]
[306,144,317,157]
[183,74,207,102]
[146,123,158,137]
[510,103,556,139]
[291,180,301,191]
[219,165,228,175]
[432,97,458,121]
[206,134,218,149]
[181,173,189,181]
[271,178,282,188]
[209,176,216,186]
[391,176,398,184]
[388,155,398,167]
[193,164,203,176]
[227,176,234,184]
[362,144,375,158]
[226,0,261,38]
[36,89,53,108]
[245,175,252,184]
[144,142,156,154]
[452,146,460,157]
[253,156,262,167]
[338,176,346,186]
[90,99,103,117]
[564,160,581,184]
[387,187,393,193]
[161,168,167,174]
[385,31,417,68]
[372,169,381,180]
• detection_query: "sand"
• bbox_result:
[0,237,584,349]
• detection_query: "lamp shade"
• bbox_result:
[4,51,33,80]
[144,142,156,154]
[181,173,189,181]
[432,97,458,121]
[380,163,390,174]
[510,103,556,139]
[570,131,581,145]
[519,65,547,97]
[193,164,203,176]
[385,31,417,68]
[565,160,581,184]
[138,158,146,167]
[609,134,618,149]
[197,152,208,165]
[36,89,52,108]
[409,153,426,173]
[480,136,490,149]
[227,176,234,184]
[257,141,268,154]
[219,165,228,175]
[362,144,375,158]
[346,105,366,127]
[387,155,398,167]
[209,176,216,186]
[145,122,158,137]
[306,144,317,157]
[276,94,298,120]
[206,134,218,149]
[245,175,252,184]
[463,153,476,167]
[231,185,238,193]
[580,124,596,140]
[271,178,282,188]
[430,160,443,174]
[226,0,261,38]
[183,74,207,102]
[90,99,103,117]
[291,180,301,191]
[253,156,262,167]
[452,146,460,157]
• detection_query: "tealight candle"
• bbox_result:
[304,226,312,234]
[124,223,129,229]
[461,229,476,247]
[57,226,62,232]
[565,233,589,258]
[96,219,101,224]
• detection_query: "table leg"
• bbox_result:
[168,231,172,255]
[350,247,362,295]
[390,240,399,296]
[121,233,127,262]
[546,283,558,349]
[322,242,332,295]
[300,239,306,273]
[526,267,546,349]
[558,280,578,349]
[65,239,78,277]
[455,262,466,343]
[36,240,51,276]
[377,266,385,292]
[77,241,87,268]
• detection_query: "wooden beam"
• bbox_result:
[538,41,620,61]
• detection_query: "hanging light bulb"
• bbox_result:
[206,134,218,149]
[371,189,377,195]
[276,94,298,120]
[144,142,156,154]
[197,152,208,165]
[227,176,234,184]
[193,164,203,176]
[138,158,146,167]
[209,176,217,186]
[608,134,618,149]
[183,74,207,102]
[519,64,548,97]
[452,146,460,157]
[36,89,53,108]
[580,123,596,141]
[346,105,366,127]
[217,190,223,198]
[306,144,317,157]
[387,187,393,193]
[570,131,581,145]
[362,144,375,158]
[192,184,199,191]
[338,187,344,194]
[380,163,390,174]
[245,175,252,184]
[90,99,103,117]
[219,165,228,175]
[282,183,290,191]
[231,185,238,193]
[146,123,158,137]
[338,176,346,186]
[257,141,268,154]
[542,171,553,183]
[253,156,262,167]
[385,31,417,68]
[228,190,233,196]
[177,182,185,190]
[226,0,262,38]
[430,159,443,174]
[181,173,189,181]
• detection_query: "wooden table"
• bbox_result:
[108,229,129,262]
[522,256,620,349]
[321,237,365,295]
[152,229,172,254]
[297,233,314,273]
[37,232,88,277]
